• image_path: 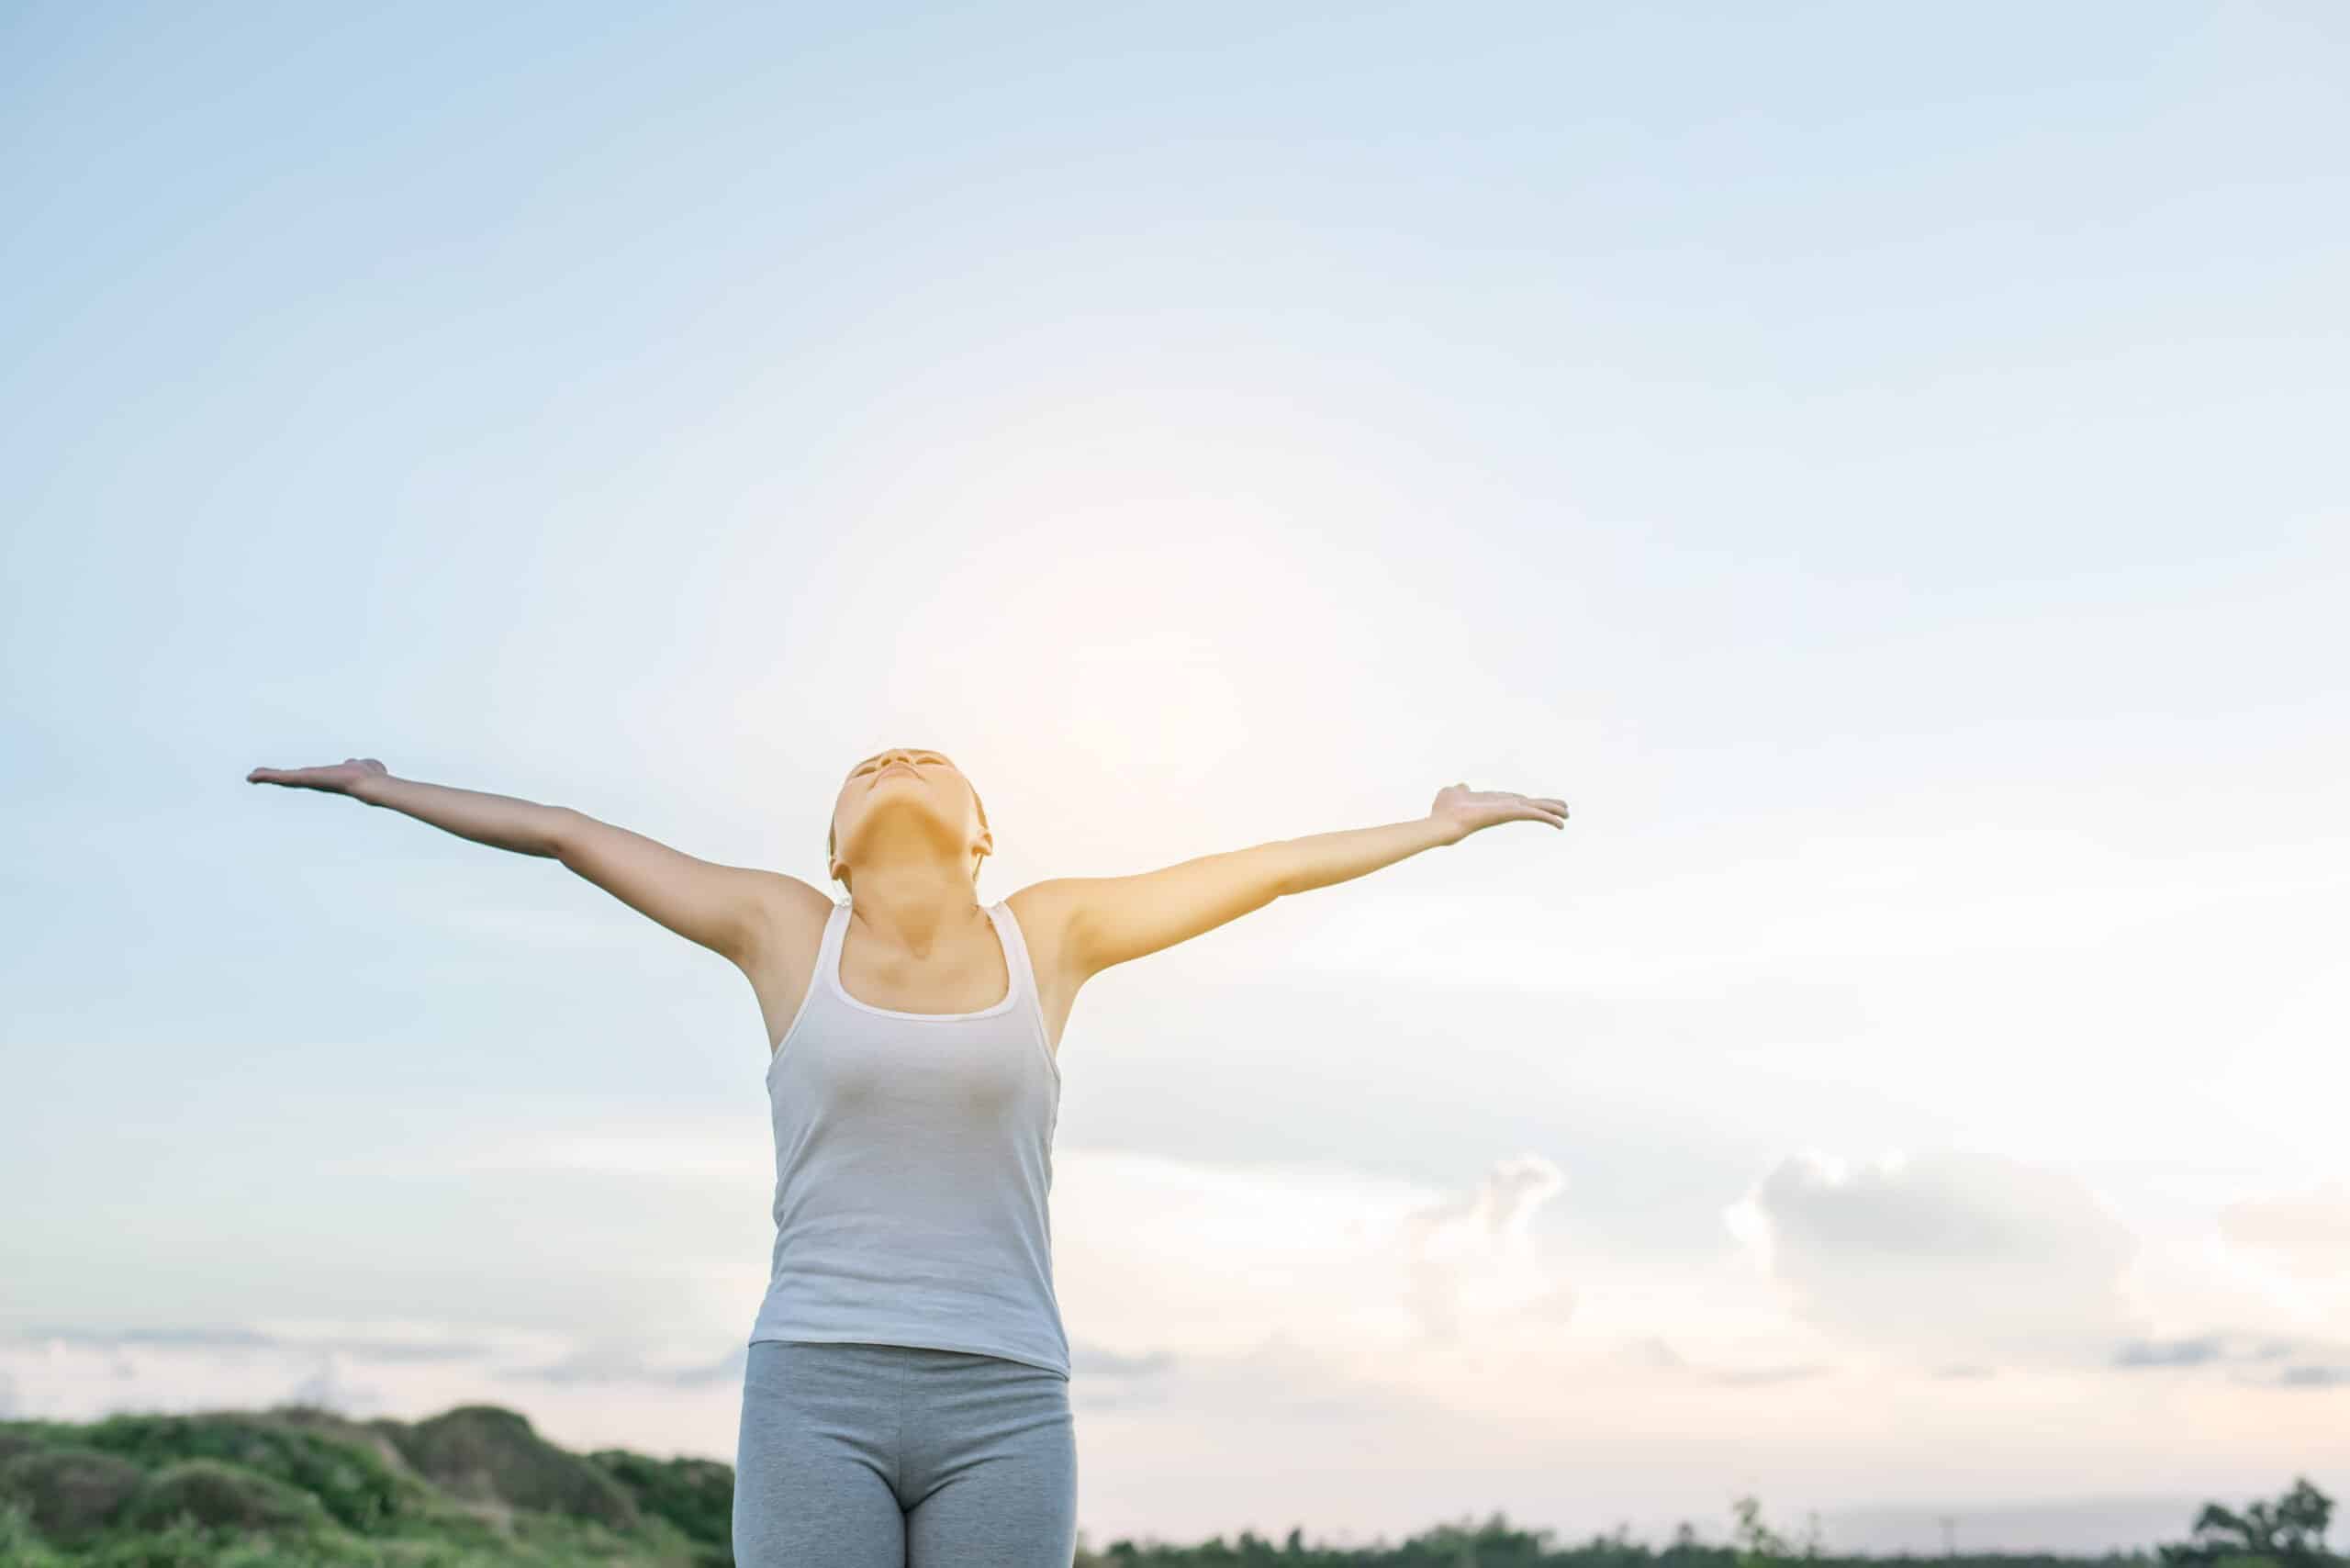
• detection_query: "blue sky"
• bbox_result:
[5,0,2348,1551]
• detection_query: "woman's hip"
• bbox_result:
[738,1338,1072,1495]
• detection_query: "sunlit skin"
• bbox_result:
[244,750,1567,1063]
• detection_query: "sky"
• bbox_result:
[4,0,2348,1553]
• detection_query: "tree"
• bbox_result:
[1732,1495,1825,1566]
[2157,1477,2335,1567]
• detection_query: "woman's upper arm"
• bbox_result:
[1012,850,1284,983]
[552,808,814,967]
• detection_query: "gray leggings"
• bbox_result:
[732,1338,1078,1567]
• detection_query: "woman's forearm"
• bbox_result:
[352,771,573,858]
[1273,815,1455,897]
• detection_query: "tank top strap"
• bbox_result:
[984,898,1041,1012]
[986,898,1059,1088]
[815,896,855,988]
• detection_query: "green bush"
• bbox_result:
[384,1406,641,1531]
[0,1442,147,1544]
[0,1496,73,1566]
[118,1458,334,1535]
[0,1428,53,1467]
[73,1410,416,1533]
[587,1447,734,1556]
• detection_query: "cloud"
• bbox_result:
[0,1323,743,1458]
[19,1323,498,1365]
[1605,1333,1844,1387]
[284,1351,387,1417]
[2218,1182,2350,1294]
[1052,1147,1580,1366]
[1615,1336,1684,1372]
[1071,1342,1180,1379]
[1703,1362,1833,1387]
[1395,1155,1573,1346]
[2277,1364,2350,1388]
[1724,1148,2147,1368]
[2113,1335,2232,1368]
[495,1340,748,1391]
[2110,1329,2350,1391]
[1069,1327,1459,1428]
[335,1127,1603,1409]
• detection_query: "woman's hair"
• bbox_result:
[829,781,990,890]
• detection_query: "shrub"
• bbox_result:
[73,1409,413,1532]
[384,1406,640,1529]
[0,1428,50,1467]
[588,1448,735,1553]
[118,1458,334,1535]
[0,1496,73,1566]
[0,1442,146,1545]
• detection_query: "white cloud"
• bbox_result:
[283,1350,388,1417]
[2220,1182,2350,1281]
[1395,1155,1574,1344]
[0,1325,734,1460]
[2216,1181,2350,1327]
[1725,1148,2147,1369]
[1050,1147,1580,1363]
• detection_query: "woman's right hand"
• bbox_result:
[245,756,388,797]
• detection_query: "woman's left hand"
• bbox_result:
[1429,782,1568,845]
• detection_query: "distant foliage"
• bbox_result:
[0,1403,717,1567]
[384,1406,641,1530]
[588,1447,739,1568]
[58,1407,414,1533]
[116,1458,333,1535]
[1070,1486,2337,1568]
[0,1444,145,1545]
[1079,1500,2145,1568]
[2156,1478,2335,1568]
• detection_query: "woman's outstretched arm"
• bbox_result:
[245,756,782,966]
[1035,781,1568,981]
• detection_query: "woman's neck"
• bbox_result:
[846,863,984,956]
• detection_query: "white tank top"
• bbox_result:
[748,894,1069,1378]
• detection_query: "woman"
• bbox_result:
[245,746,1566,1565]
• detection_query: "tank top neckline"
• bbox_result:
[823,896,1021,1023]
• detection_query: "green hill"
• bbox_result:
[0,1400,733,1567]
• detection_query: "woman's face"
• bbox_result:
[830,747,987,884]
